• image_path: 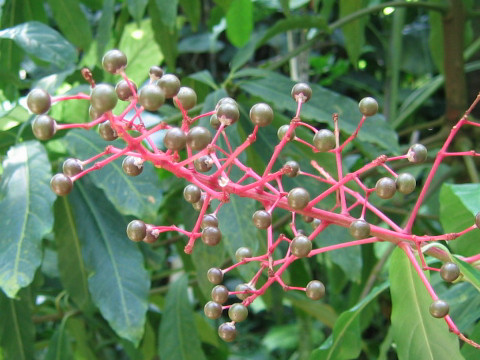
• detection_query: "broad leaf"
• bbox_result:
[389,247,463,360]
[154,0,178,30]
[178,0,201,31]
[96,0,115,63]
[149,0,178,70]
[127,0,149,24]
[158,274,207,360]
[226,0,253,47]
[0,141,55,298]
[44,316,73,360]
[452,257,480,292]
[69,180,149,345]
[285,292,337,328]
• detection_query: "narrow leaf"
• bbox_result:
[339,0,367,66]
[452,257,480,292]
[149,0,178,70]
[226,0,253,47]
[178,0,201,31]
[158,274,207,360]
[44,316,73,360]
[96,0,115,63]
[127,0,149,24]
[428,1,444,73]
[154,0,178,29]
[0,141,55,297]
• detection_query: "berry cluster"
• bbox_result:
[27,49,480,347]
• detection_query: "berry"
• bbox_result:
[252,210,272,229]
[217,102,239,125]
[284,160,300,177]
[98,121,118,141]
[287,187,310,210]
[50,174,73,196]
[358,97,378,116]
[277,125,295,142]
[89,105,103,120]
[302,214,314,223]
[313,129,335,152]
[228,303,248,322]
[138,84,165,111]
[62,158,83,177]
[164,127,186,151]
[290,235,312,257]
[183,184,201,203]
[218,323,236,342]
[235,247,253,262]
[90,84,117,113]
[440,262,460,282]
[311,218,321,229]
[376,177,397,199]
[194,155,213,173]
[235,283,253,300]
[207,268,223,284]
[186,126,212,151]
[204,301,223,319]
[476,212,480,228]
[396,173,416,194]
[122,156,143,176]
[32,115,57,140]
[174,86,197,110]
[249,103,273,127]
[157,74,181,98]
[211,285,229,304]
[429,299,449,318]
[126,220,147,242]
[192,194,207,211]
[306,280,325,300]
[216,97,237,110]
[27,88,51,114]
[143,226,159,244]
[201,214,218,229]
[202,227,222,246]
[210,114,221,129]
[149,66,163,79]
[291,83,312,102]
[102,49,127,74]
[115,79,137,101]
[349,219,371,239]
[407,144,427,163]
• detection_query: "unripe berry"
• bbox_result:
[396,173,416,195]
[143,225,159,244]
[228,303,248,322]
[358,97,378,116]
[194,155,213,173]
[115,79,137,101]
[210,114,221,129]
[27,88,51,114]
[192,194,207,211]
[186,126,212,151]
[201,214,218,229]
[235,283,253,300]
[50,174,73,196]
[291,83,312,102]
[249,103,273,127]
[476,212,480,228]
[284,160,300,177]
[204,301,223,319]
[302,214,314,223]
[407,144,427,163]
[164,127,186,151]
[89,105,103,120]
[277,125,295,142]
[217,102,239,125]
[429,299,449,318]
[349,219,370,239]
[138,84,165,111]
[91,84,117,113]
[207,267,223,284]
[440,262,460,282]
[218,323,236,342]
[290,235,312,257]
[126,220,147,242]
[149,65,163,80]
[157,74,181,98]
[235,247,253,262]
[174,86,197,110]
[102,49,127,74]
[306,280,325,300]
[32,115,57,140]
[183,184,201,203]
[313,129,335,152]
[211,285,229,304]
[216,97,237,110]
[122,156,143,176]
[287,187,310,210]
[311,218,321,229]
[201,227,222,246]
[98,120,118,141]
[252,210,272,229]
[376,177,397,199]
[62,158,83,177]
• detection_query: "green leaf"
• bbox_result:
[178,0,201,31]
[158,274,207,360]
[149,0,177,70]
[0,21,77,69]
[439,183,480,256]
[69,180,150,345]
[452,257,480,292]
[428,1,444,73]
[191,241,227,299]
[226,0,253,47]
[389,247,464,360]
[154,0,178,29]
[66,317,97,360]
[188,70,218,90]
[285,292,337,328]
[339,0,367,67]
[65,129,163,219]
[311,282,388,360]
[127,0,149,24]
[0,290,34,360]
[0,141,55,298]
[96,0,115,63]
[46,0,93,50]
[44,316,73,360]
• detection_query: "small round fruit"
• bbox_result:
[429,299,449,318]
[164,127,186,151]
[235,247,253,262]
[115,79,137,101]
[207,267,223,284]
[183,184,201,203]
[252,210,272,229]
[194,155,213,173]
[376,177,397,199]
[284,160,300,177]
[138,84,165,111]
[90,83,118,113]
[192,194,207,211]
[27,88,51,114]
[210,114,221,129]
[143,226,159,244]
[202,227,222,246]
[277,125,295,142]
[102,49,127,74]
[396,173,416,194]
[211,285,229,304]
[358,97,378,116]
[204,301,223,319]
[174,87,197,110]
[313,129,335,152]
[157,74,181,98]
[235,283,253,300]
[99,120,118,141]
[349,219,370,239]
[50,174,73,196]
[290,235,312,257]
[302,214,313,223]
[217,102,239,125]
[32,115,57,140]
[228,303,248,322]
[311,218,321,229]
[291,83,312,102]
[440,262,460,283]
[476,212,480,228]
[62,158,83,176]
[122,156,143,176]
[149,65,163,79]
[126,220,147,242]
[89,105,103,120]
[306,280,326,300]
[250,103,273,127]
[201,214,218,229]
[218,323,236,342]
[407,144,427,163]
[186,126,212,151]
[287,187,310,210]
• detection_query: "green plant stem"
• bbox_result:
[359,243,395,300]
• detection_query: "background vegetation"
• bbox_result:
[0,0,479,359]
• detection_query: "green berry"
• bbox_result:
[407,144,427,163]
[250,103,273,127]
[284,160,300,177]
[89,105,103,120]
[164,127,186,151]
[290,235,312,257]
[207,267,223,284]
[202,227,222,246]
[396,173,416,194]
[216,97,237,110]
[149,66,163,79]
[50,173,73,196]
[183,184,201,203]
[228,303,248,322]
[429,299,449,318]
[277,125,295,142]
[143,226,159,244]
[126,220,147,242]
[201,214,218,230]
[210,114,221,129]
[287,187,310,210]
[115,79,137,101]
[192,194,207,211]
[102,49,127,74]
[291,83,312,102]
[311,218,321,229]
[27,88,51,114]
[211,285,229,304]
[204,301,223,319]
[62,158,83,177]
[194,155,213,173]
[349,219,371,239]
[440,262,460,282]
[91,84,118,113]
[138,84,165,111]
[302,214,313,223]
[252,210,272,229]
[306,280,325,300]
[235,247,253,262]
[376,177,397,199]
[122,156,143,176]
[313,129,335,152]
[358,97,378,116]
[235,283,253,300]
[186,126,212,151]
[217,102,239,125]
[476,212,480,228]
[218,323,236,342]
[174,87,197,110]
[32,115,57,140]
[98,121,118,141]
[157,74,181,98]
